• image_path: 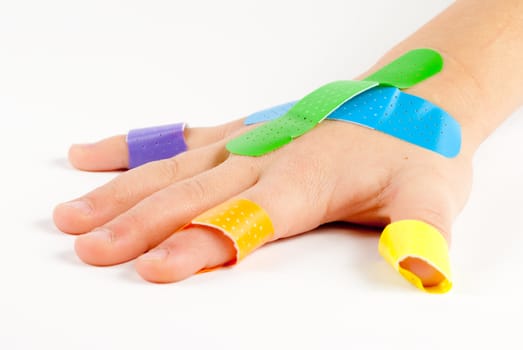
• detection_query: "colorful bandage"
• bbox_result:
[189,199,275,264]
[227,48,445,157]
[378,220,452,294]
[328,87,460,157]
[127,123,188,169]
[245,87,461,158]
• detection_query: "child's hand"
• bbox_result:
[53,112,473,287]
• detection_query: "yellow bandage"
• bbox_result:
[190,198,275,264]
[378,220,452,294]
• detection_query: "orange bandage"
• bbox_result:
[190,198,275,264]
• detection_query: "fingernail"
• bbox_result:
[63,200,92,215]
[140,249,168,261]
[86,228,113,242]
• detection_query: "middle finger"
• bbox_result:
[74,156,261,266]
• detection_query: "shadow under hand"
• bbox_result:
[50,157,73,170]
[34,217,62,236]
[315,222,415,292]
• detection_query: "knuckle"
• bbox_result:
[114,209,149,241]
[279,154,325,193]
[226,155,263,178]
[210,123,232,141]
[157,157,181,183]
[123,211,145,230]
[221,120,242,138]
[178,177,208,203]
[105,181,134,208]
[270,155,327,207]
[416,206,448,228]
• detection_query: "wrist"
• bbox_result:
[364,0,523,158]
[404,51,490,158]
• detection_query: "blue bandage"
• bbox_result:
[244,87,461,158]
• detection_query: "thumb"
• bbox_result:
[380,181,456,293]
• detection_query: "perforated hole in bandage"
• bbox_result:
[228,48,458,157]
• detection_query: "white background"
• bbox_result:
[1,1,522,349]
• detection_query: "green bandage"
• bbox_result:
[227,80,377,156]
[226,48,443,157]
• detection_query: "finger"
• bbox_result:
[382,178,455,292]
[69,135,129,171]
[54,142,229,235]
[68,119,246,171]
[73,156,261,266]
[134,226,237,283]
[134,169,332,283]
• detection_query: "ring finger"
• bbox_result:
[68,118,246,171]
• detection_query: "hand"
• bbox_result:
[53,112,473,287]
[53,0,523,292]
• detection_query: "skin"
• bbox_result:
[53,0,523,287]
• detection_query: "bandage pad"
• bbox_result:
[127,123,187,169]
[231,48,444,156]
[378,220,452,294]
[227,80,378,156]
[189,199,275,264]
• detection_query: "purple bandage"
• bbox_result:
[127,123,188,169]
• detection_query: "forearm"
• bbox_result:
[364,0,523,156]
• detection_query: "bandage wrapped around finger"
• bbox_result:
[379,220,452,294]
[188,199,275,264]
[127,123,188,169]
[188,199,452,293]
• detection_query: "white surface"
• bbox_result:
[1,1,522,349]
